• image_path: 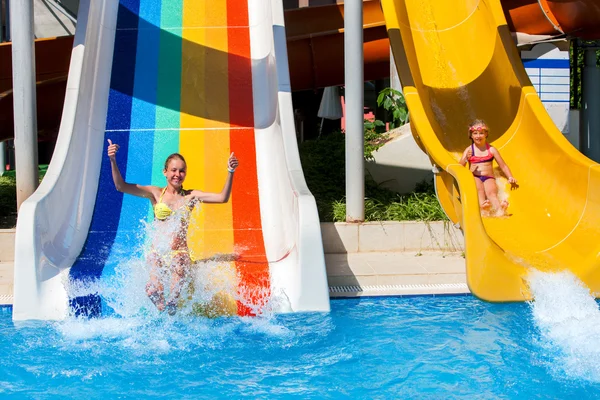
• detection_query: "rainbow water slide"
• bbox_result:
[381,0,600,301]
[12,0,329,320]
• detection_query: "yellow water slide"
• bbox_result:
[381,0,600,301]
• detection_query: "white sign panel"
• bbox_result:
[522,43,570,134]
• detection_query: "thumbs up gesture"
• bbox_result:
[107,139,120,160]
[228,152,238,172]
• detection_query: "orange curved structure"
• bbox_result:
[503,0,600,39]
[285,1,390,91]
[0,77,67,142]
[0,36,72,142]
[285,0,600,91]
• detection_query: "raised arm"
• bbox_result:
[188,153,239,204]
[107,139,157,199]
[459,146,472,166]
[491,148,517,184]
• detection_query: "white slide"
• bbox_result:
[12,0,330,320]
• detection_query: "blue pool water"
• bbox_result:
[2,271,600,399]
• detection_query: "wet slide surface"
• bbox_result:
[381,0,600,301]
[70,0,269,316]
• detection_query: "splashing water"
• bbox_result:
[41,208,293,363]
[527,269,600,383]
[66,207,280,320]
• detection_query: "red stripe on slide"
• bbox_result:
[227,0,249,28]
[227,0,254,128]
[227,0,270,316]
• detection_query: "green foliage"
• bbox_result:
[363,119,388,161]
[298,131,346,221]
[361,86,410,160]
[300,85,444,222]
[570,42,600,110]
[0,165,48,218]
[414,177,436,193]
[0,175,16,217]
[376,87,409,129]
[299,83,443,222]
[299,129,446,222]
[331,178,446,222]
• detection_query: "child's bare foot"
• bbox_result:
[166,300,178,316]
[488,201,510,217]
[481,200,491,210]
[146,283,166,312]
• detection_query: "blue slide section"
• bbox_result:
[69,0,152,317]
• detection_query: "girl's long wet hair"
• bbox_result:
[468,119,488,141]
[164,153,187,171]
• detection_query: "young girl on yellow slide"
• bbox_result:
[459,120,517,216]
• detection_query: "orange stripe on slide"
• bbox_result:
[227,0,270,316]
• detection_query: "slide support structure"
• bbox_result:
[582,46,600,162]
[10,0,38,209]
[0,143,5,176]
[0,0,3,43]
[344,0,365,222]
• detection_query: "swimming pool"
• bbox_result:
[2,273,599,399]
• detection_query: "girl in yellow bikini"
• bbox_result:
[107,139,238,315]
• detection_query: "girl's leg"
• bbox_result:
[474,177,490,209]
[483,178,508,214]
[166,251,191,315]
[146,252,166,311]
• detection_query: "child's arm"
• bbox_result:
[491,148,517,184]
[459,147,472,166]
[107,139,157,199]
[187,177,233,204]
[187,153,238,204]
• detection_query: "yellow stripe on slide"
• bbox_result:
[180,0,234,259]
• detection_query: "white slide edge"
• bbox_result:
[12,0,118,320]
[248,0,330,313]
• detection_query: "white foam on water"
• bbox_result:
[527,269,600,383]
[55,211,290,349]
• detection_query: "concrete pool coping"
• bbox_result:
[0,221,469,305]
[322,222,469,297]
[325,251,468,297]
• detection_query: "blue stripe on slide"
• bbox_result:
[69,0,141,317]
[101,0,162,287]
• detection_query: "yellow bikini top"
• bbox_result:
[154,187,190,221]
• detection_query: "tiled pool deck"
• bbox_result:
[0,251,468,305]
[326,251,468,297]
[0,262,12,305]
[0,222,469,306]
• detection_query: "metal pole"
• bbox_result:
[0,0,4,43]
[581,47,600,162]
[390,47,402,92]
[5,0,9,41]
[10,0,39,209]
[7,140,14,171]
[344,0,364,222]
[0,142,5,176]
